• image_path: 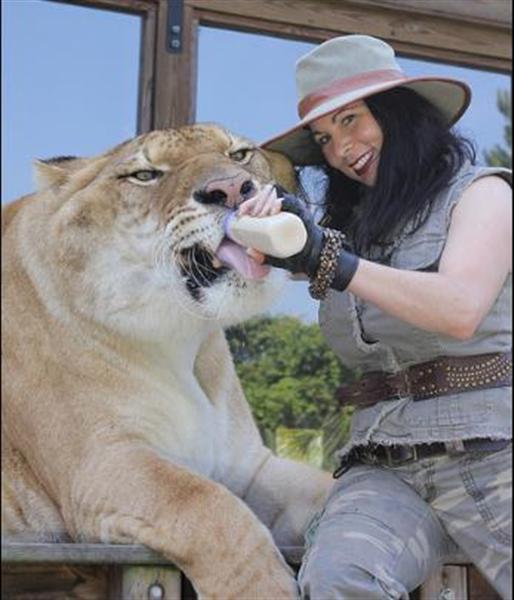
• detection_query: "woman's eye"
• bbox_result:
[315,135,330,147]
[341,114,355,127]
[230,148,253,162]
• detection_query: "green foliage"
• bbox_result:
[226,315,356,468]
[275,426,323,468]
[484,89,511,168]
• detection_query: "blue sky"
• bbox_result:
[2,0,511,322]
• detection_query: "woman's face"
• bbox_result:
[310,100,383,187]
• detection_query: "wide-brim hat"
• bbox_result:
[262,35,471,166]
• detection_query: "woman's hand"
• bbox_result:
[263,192,325,277]
[238,185,325,276]
[237,185,359,292]
[237,184,282,217]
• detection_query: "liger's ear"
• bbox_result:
[261,149,299,194]
[33,156,85,190]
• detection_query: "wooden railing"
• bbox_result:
[1,542,304,599]
[1,541,501,599]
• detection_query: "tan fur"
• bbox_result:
[2,125,331,599]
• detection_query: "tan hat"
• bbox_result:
[263,35,471,166]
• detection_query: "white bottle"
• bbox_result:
[224,211,308,258]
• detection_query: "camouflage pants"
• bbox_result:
[298,443,512,599]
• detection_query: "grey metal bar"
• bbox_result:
[1,542,304,566]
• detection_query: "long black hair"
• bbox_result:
[316,87,476,257]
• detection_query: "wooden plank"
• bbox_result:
[344,0,512,27]
[51,0,513,27]
[194,9,510,72]
[50,0,158,14]
[2,564,110,598]
[120,565,182,599]
[153,0,198,129]
[137,1,158,132]
[186,0,511,72]
[468,565,502,600]
[420,565,468,600]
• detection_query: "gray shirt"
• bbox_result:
[319,162,512,458]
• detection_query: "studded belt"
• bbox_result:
[337,351,512,409]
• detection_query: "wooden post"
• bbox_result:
[420,565,468,600]
[118,565,182,599]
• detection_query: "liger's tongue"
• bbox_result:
[216,239,270,280]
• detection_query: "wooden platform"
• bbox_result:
[1,541,501,599]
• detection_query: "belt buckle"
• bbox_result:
[444,440,466,456]
[385,370,412,399]
[384,445,418,467]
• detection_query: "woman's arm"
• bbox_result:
[348,176,511,339]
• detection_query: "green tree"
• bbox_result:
[226,316,356,468]
[484,89,511,168]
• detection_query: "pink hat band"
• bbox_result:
[298,68,407,119]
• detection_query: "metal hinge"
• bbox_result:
[167,0,183,54]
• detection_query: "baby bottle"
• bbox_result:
[224,211,308,258]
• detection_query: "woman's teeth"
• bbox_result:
[353,151,373,174]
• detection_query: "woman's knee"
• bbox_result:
[299,560,409,600]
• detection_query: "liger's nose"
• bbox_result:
[194,174,256,208]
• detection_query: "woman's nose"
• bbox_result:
[334,135,352,160]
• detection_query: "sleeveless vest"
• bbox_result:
[319,162,512,458]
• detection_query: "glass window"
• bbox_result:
[1,0,141,204]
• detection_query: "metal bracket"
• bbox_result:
[167,0,183,54]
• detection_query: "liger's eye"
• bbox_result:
[131,169,162,182]
[119,169,163,183]
[230,148,254,163]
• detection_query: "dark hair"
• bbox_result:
[315,87,476,257]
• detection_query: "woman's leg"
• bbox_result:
[430,444,512,599]
[298,464,450,600]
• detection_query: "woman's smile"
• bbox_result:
[350,149,379,178]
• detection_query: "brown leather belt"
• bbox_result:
[337,351,512,408]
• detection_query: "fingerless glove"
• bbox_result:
[265,188,359,299]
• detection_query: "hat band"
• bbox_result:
[298,68,407,119]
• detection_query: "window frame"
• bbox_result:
[48,0,513,132]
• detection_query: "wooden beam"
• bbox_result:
[186,0,511,72]
[50,0,157,14]
[153,0,198,129]
[137,1,158,132]
[344,0,512,27]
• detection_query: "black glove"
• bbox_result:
[264,190,324,277]
[266,187,359,293]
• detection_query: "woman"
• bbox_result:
[240,35,512,599]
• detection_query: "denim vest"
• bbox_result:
[319,162,512,457]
